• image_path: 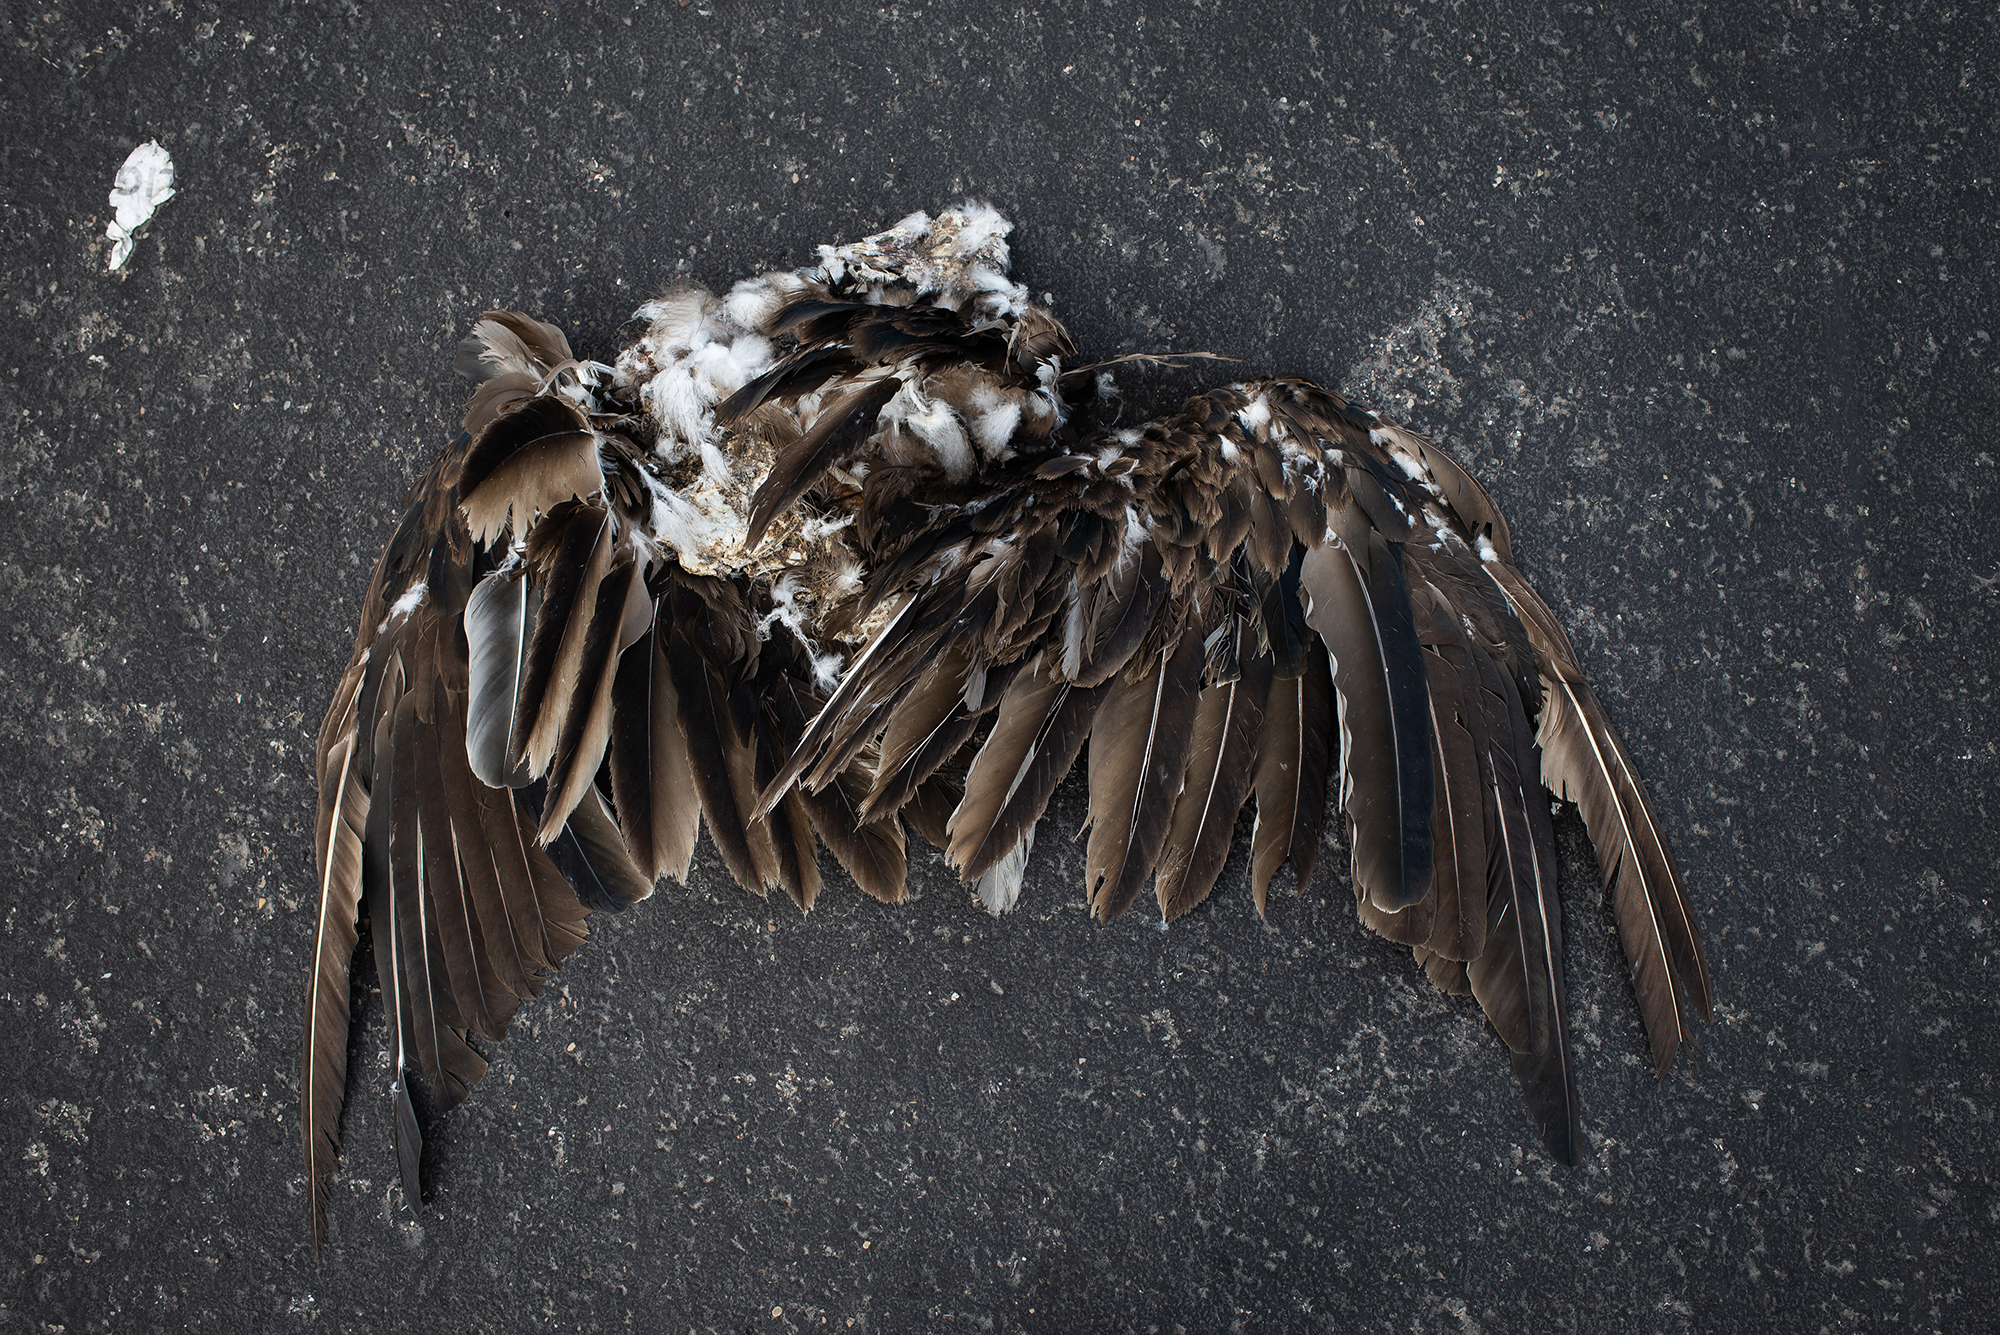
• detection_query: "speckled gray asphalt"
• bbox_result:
[4,2,1996,1331]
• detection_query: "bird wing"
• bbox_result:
[306,205,1714,1244]
[303,438,601,1251]
[302,312,908,1248]
[736,290,1710,1162]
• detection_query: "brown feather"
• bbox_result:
[1417,642,1489,962]
[861,651,1020,824]
[1248,669,1302,913]
[432,680,534,1003]
[1249,644,1335,909]
[468,759,559,973]
[1537,676,1709,1075]
[462,371,539,442]
[1362,564,1490,962]
[458,310,576,384]
[1463,661,1547,1052]
[1463,651,1579,1164]
[772,676,908,903]
[663,612,765,890]
[1299,540,1433,912]
[1484,564,1711,1068]
[1156,650,1271,920]
[386,691,446,1094]
[357,659,423,1209]
[303,729,368,1251]
[540,558,643,840]
[456,311,578,437]
[800,777,908,904]
[1084,634,1205,920]
[746,376,901,550]
[559,786,655,910]
[1417,947,1471,996]
[520,819,593,959]
[515,506,616,776]
[757,594,929,814]
[1069,548,1165,688]
[607,621,702,885]
[458,397,604,547]
[415,679,503,1040]
[948,663,1103,879]
[743,672,821,908]
[902,769,963,851]
[1405,428,1515,563]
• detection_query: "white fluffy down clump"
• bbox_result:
[814,201,1030,319]
[612,275,803,461]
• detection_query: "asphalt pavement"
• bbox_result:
[2,2,1996,1330]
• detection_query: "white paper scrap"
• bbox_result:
[106,140,176,271]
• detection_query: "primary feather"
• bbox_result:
[303,203,1711,1245]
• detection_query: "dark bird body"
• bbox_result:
[302,204,1712,1247]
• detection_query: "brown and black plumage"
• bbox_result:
[302,203,1711,1246]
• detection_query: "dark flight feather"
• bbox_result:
[1482,565,1711,1070]
[1538,674,1709,1075]
[432,676,534,1004]
[1084,634,1204,921]
[948,664,1103,880]
[358,662,423,1212]
[1361,560,1492,961]
[466,754,570,974]
[742,669,822,909]
[1248,642,1335,911]
[1463,650,1579,1163]
[1299,539,1434,911]
[515,506,616,779]
[540,558,646,840]
[660,583,766,890]
[303,726,368,1251]
[766,673,908,902]
[1156,648,1271,920]
[798,768,908,905]
[860,646,978,817]
[414,681,502,1040]
[463,573,535,789]
[745,376,901,550]
[606,622,702,885]
[1415,642,1490,962]
[538,783,652,913]
[1068,549,1165,688]
[861,653,1024,825]
[758,593,926,813]
[387,690,446,1095]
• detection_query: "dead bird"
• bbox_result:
[302,203,1712,1248]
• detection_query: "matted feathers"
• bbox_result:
[306,205,1711,1246]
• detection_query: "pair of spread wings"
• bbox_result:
[302,261,1712,1248]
